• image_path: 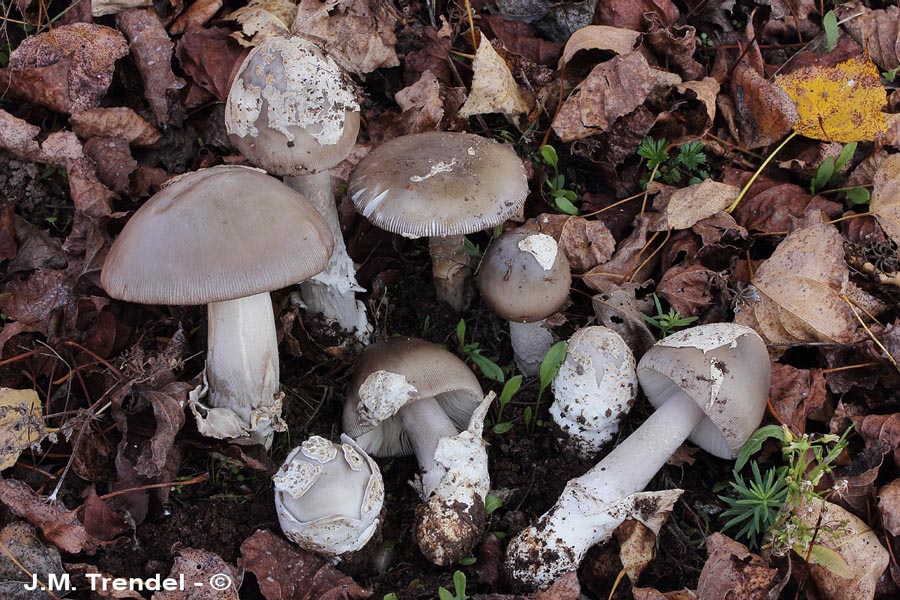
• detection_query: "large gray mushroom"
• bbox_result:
[505,323,771,588]
[348,132,528,311]
[343,337,492,565]
[101,165,333,448]
[226,35,369,343]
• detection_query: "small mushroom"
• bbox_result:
[550,326,637,457]
[275,434,384,557]
[101,165,333,448]
[348,132,528,311]
[343,337,492,565]
[504,323,770,588]
[477,229,571,376]
[225,35,369,343]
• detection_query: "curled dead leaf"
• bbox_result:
[0,479,97,554]
[836,1,900,72]
[696,533,781,600]
[70,108,161,148]
[649,180,739,231]
[730,62,798,149]
[559,25,641,68]
[459,37,530,119]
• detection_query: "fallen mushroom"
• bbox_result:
[101,165,333,448]
[550,326,637,457]
[477,229,571,376]
[348,132,528,311]
[343,337,492,565]
[226,35,369,344]
[275,434,384,557]
[504,323,770,588]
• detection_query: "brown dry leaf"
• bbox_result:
[0,388,46,471]
[481,14,563,67]
[404,20,453,86]
[591,284,657,357]
[649,180,739,231]
[615,520,659,584]
[0,268,72,332]
[153,547,240,599]
[759,0,819,42]
[557,216,615,272]
[878,479,900,536]
[78,486,131,542]
[91,0,152,17]
[730,62,798,149]
[238,529,371,600]
[558,25,641,67]
[0,521,67,600]
[170,0,223,34]
[116,9,186,128]
[395,71,445,133]
[857,414,900,468]
[828,445,886,515]
[835,1,900,72]
[552,51,655,142]
[657,262,717,317]
[226,0,294,45]
[1,23,128,114]
[777,56,889,143]
[593,0,679,32]
[459,37,529,119]
[83,138,137,194]
[633,589,697,600]
[644,17,704,81]
[70,108,161,147]
[736,217,860,344]
[584,217,657,292]
[293,0,400,75]
[674,78,718,128]
[768,363,826,434]
[870,153,900,246]
[696,533,780,600]
[0,479,97,554]
[65,564,143,599]
[66,156,116,220]
[176,28,248,103]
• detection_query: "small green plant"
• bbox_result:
[641,294,698,338]
[525,341,566,432]
[537,145,579,215]
[492,375,522,434]
[808,142,870,204]
[698,32,714,47]
[484,493,504,515]
[456,319,504,383]
[885,66,900,82]
[384,594,399,600]
[823,10,839,52]
[438,571,469,600]
[719,425,854,574]
[463,237,481,258]
[637,138,710,187]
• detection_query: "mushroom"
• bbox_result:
[101,165,333,449]
[347,132,528,311]
[343,337,493,565]
[476,229,571,376]
[275,434,384,557]
[504,323,770,588]
[225,35,369,343]
[549,326,637,457]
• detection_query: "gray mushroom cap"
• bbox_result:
[101,165,333,305]
[343,337,484,457]
[477,229,571,322]
[225,36,360,176]
[347,132,528,238]
[636,323,770,459]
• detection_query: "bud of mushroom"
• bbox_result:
[226,35,369,344]
[275,434,384,557]
[477,229,571,376]
[550,326,637,457]
[504,323,770,588]
[343,337,493,565]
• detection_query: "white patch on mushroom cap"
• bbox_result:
[357,370,418,427]
[409,159,458,182]
[301,435,338,462]
[273,459,323,499]
[517,233,558,271]
[342,443,365,471]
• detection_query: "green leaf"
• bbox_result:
[801,543,852,578]
[457,556,477,566]
[492,422,513,434]
[470,352,505,383]
[835,142,857,170]
[540,145,558,168]
[734,425,788,471]
[523,406,533,427]
[453,571,468,600]
[384,594,399,600]
[456,319,466,350]
[554,195,579,215]
[823,10,838,52]
[539,341,567,393]
[484,494,503,514]
[439,588,454,600]
[498,375,522,406]
[463,237,481,257]
[846,186,870,204]
[812,157,835,193]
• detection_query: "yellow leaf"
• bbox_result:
[0,388,44,471]
[776,56,888,142]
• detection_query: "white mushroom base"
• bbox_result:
[509,319,554,377]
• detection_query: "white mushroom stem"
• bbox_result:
[429,234,473,312]
[398,396,460,497]
[205,292,284,448]
[508,319,554,377]
[505,385,705,588]
[285,173,370,345]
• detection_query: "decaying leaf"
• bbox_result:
[0,521,67,600]
[592,284,657,358]
[857,413,900,468]
[0,388,45,471]
[584,217,657,292]
[394,71,445,134]
[559,25,641,68]
[70,108,161,148]
[558,216,616,272]
[696,533,781,600]
[777,56,889,143]
[459,37,529,119]
[870,154,900,246]
[481,14,564,67]
[877,479,900,536]
[153,547,240,600]
[2,23,128,114]
[730,62,798,149]
[552,51,655,142]
[657,262,717,317]
[226,0,294,45]
[649,180,739,231]
[0,479,97,554]
[238,529,371,600]
[835,1,900,72]
[593,0,679,32]
[615,520,661,584]
[768,363,826,434]
[91,0,152,17]
[735,217,862,344]
[170,0,223,34]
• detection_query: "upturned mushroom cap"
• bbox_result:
[347,132,528,238]
[477,229,571,322]
[101,165,333,305]
[225,36,360,176]
[343,337,484,457]
[636,323,770,459]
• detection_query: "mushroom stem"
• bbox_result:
[285,172,370,345]
[429,235,473,311]
[508,319,554,377]
[504,385,705,587]
[206,293,282,448]
[398,396,459,497]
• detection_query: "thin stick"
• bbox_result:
[98,473,209,501]
[840,294,899,373]
[463,0,477,52]
[726,131,798,213]
[821,362,880,374]
[0,540,63,600]
[826,212,872,225]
